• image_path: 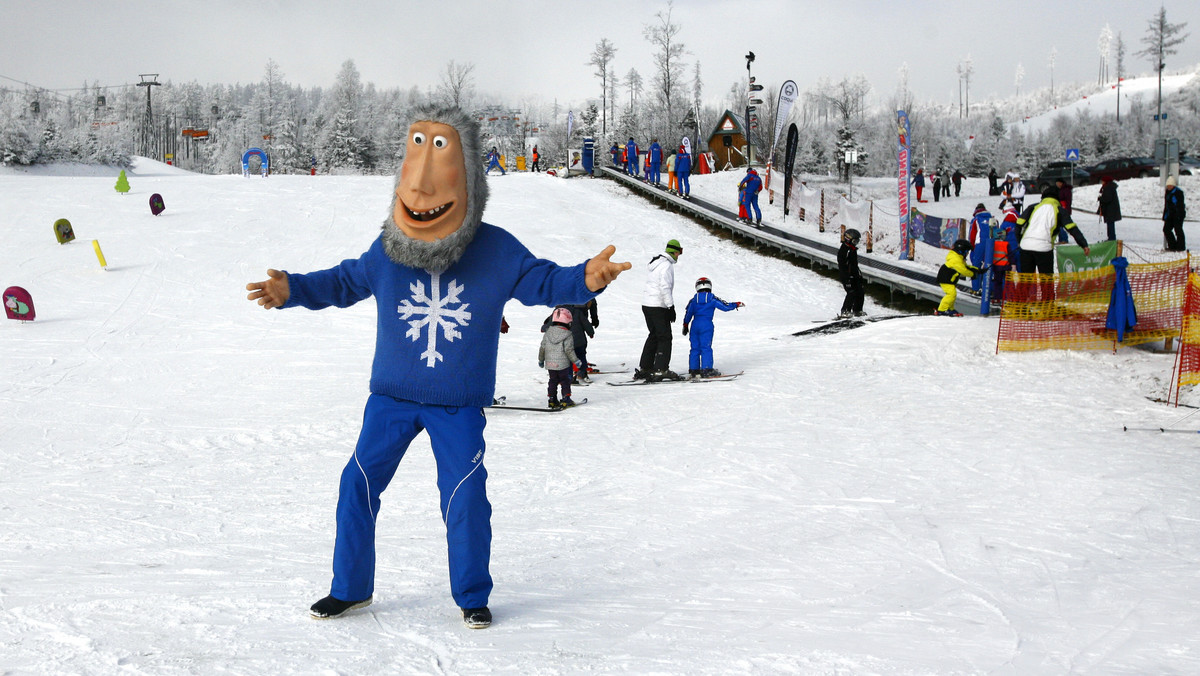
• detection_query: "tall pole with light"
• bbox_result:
[745,51,756,166]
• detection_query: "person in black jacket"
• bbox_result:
[837,229,865,318]
[1164,176,1187,251]
[1098,177,1122,241]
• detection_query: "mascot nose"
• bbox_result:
[408,150,436,195]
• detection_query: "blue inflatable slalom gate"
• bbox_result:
[242,148,270,177]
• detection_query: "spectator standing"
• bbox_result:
[952,169,965,197]
[1164,176,1187,251]
[530,145,540,172]
[1098,177,1122,242]
[1054,177,1074,243]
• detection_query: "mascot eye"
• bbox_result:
[433,135,449,148]
[412,132,427,145]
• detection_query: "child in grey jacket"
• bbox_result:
[538,307,582,408]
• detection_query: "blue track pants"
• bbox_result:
[330,395,492,609]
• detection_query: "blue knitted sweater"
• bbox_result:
[282,223,596,407]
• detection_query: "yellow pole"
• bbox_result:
[93,240,108,269]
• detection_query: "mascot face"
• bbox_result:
[393,120,469,242]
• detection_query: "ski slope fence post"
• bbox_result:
[867,202,874,253]
[819,190,825,232]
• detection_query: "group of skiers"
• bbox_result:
[910,167,966,203]
[610,138,694,199]
[535,237,745,396]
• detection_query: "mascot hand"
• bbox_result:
[246,269,290,309]
[585,245,632,291]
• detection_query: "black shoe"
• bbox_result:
[310,594,372,619]
[648,369,682,382]
[462,606,492,629]
[633,368,649,381]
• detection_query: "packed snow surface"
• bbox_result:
[2,159,1199,674]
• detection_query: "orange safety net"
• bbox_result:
[997,258,1190,353]
[1174,273,1200,396]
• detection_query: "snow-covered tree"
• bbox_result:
[642,0,687,143]
[436,60,476,110]
[1136,6,1190,137]
[586,39,617,137]
[318,59,365,172]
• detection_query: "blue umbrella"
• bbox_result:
[1106,257,1137,342]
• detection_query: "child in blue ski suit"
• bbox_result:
[682,277,743,377]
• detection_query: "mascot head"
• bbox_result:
[382,104,489,272]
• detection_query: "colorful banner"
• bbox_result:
[908,211,965,249]
[765,80,798,193]
[896,111,912,260]
[1056,240,1121,273]
[783,123,798,216]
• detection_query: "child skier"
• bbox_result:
[837,228,864,318]
[936,239,987,316]
[682,277,744,377]
[539,307,583,408]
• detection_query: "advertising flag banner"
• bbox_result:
[765,80,798,192]
[896,110,912,260]
[783,123,799,216]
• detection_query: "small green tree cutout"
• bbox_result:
[115,170,130,194]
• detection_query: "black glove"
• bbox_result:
[682,323,689,336]
[591,319,599,329]
[977,265,989,274]
[668,306,676,323]
[843,282,853,292]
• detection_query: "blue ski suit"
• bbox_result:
[625,139,639,176]
[675,149,692,196]
[648,141,663,184]
[739,170,762,222]
[682,291,740,371]
[281,224,596,610]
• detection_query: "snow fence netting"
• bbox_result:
[997,256,1190,352]
[1174,273,1200,399]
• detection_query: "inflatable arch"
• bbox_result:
[242,148,270,177]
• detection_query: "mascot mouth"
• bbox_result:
[403,201,454,223]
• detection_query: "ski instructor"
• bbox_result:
[245,104,631,629]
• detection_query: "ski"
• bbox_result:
[791,314,921,337]
[607,373,741,386]
[489,398,588,412]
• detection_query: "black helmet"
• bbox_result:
[695,277,712,292]
[842,228,861,246]
[952,239,972,255]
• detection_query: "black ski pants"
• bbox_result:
[640,306,674,373]
[840,279,864,315]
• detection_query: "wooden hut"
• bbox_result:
[706,110,749,170]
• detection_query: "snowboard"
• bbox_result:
[607,372,741,386]
[489,398,588,412]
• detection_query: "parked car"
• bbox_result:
[1180,155,1199,176]
[1082,157,1158,183]
[1031,162,1091,190]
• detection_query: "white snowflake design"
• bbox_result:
[397,272,472,367]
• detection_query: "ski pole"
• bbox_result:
[1123,426,1200,433]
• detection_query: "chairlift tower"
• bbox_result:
[137,74,161,157]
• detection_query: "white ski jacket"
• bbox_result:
[641,254,676,308]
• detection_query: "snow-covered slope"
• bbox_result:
[2,162,1199,674]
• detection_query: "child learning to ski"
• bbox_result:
[681,277,744,377]
[539,306,583,408]
[936,239,987,317]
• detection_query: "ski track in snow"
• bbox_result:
[2,160,1200,674]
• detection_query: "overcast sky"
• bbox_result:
[3,0,1199,116]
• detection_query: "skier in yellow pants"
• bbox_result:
[936,239,987,316]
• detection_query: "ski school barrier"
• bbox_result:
[597,166,978,313]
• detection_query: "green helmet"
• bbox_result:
[665,239,683,254]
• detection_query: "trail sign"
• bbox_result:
[1065,149,1080,162]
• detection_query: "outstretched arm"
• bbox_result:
[585,245,632,291]
[246,269,290,309]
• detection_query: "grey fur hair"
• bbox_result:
[381,104,490,273]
